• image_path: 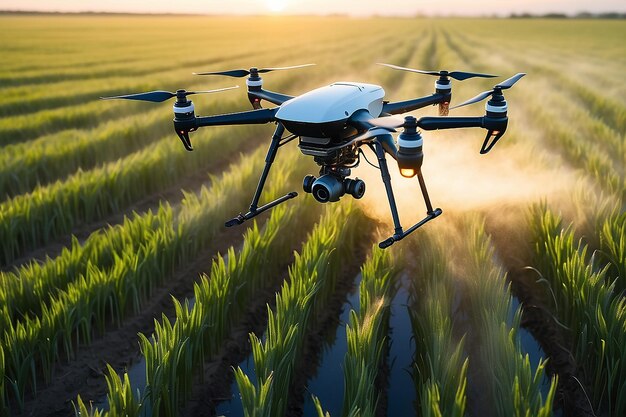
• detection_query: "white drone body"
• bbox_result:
[276,82,385,124]
[274,82,385,140]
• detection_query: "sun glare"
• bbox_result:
[266,0,287,13]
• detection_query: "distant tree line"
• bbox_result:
[509,12,625,19]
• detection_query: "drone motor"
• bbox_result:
[480,92,508,154]
[173,91,197,151]
[395,116,424,178]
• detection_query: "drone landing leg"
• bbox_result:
[397,169,442,239]
[372,141,404,242]
[372,142,442,249]
[417,170,439,215]
[225,123,298,227]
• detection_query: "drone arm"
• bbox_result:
[382,93,450,115]
[193,108,278,127]
[248,89,294,107]
[416,116,485,130]
[417,115,508,154]
[173,108,278,151]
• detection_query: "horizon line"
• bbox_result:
[1,9,625,18]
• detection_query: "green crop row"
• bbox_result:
[337,248,398,417]
[408,229,469,417]
[235,202,369,417]
[0,143,276,332]
[519,90,624,201]
[141,204,319,417]
[531,206,626,416]
[1,202,178,413]
[409,217,556,417]
[0,143,306,414]
[0,209,165,331]
[0,108,168,199]
[0,99,141,146]
[598,211,626,293]
[0,122,265,266]
[462,218,556,417]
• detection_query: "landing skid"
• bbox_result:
[225,192,298,227]
[378,208,442,248]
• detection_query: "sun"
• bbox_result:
[266,0,287,13]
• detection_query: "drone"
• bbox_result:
[102,64,525,248]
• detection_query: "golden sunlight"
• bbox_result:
[265,0,287,12]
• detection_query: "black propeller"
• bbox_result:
[194,64,315,78]
[377,63,497,81]
[451,73,526,109]
[100,86,239,103]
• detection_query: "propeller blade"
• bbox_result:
[450,90,493,109]
[496,72,526,89]
[447,71,498,81]
[101,86,238,103]
[451,73,526,109]
[195,64,315,77]
[258,63,315,73]
[186,85,240,96]
[100,90,175,102]
[377,63,439,76]
[193,69,251,77]
[377,63,497,81]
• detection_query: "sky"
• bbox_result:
[4,0,626,16]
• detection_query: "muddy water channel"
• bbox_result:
[215,271,418,417]
[214,273,364,417]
